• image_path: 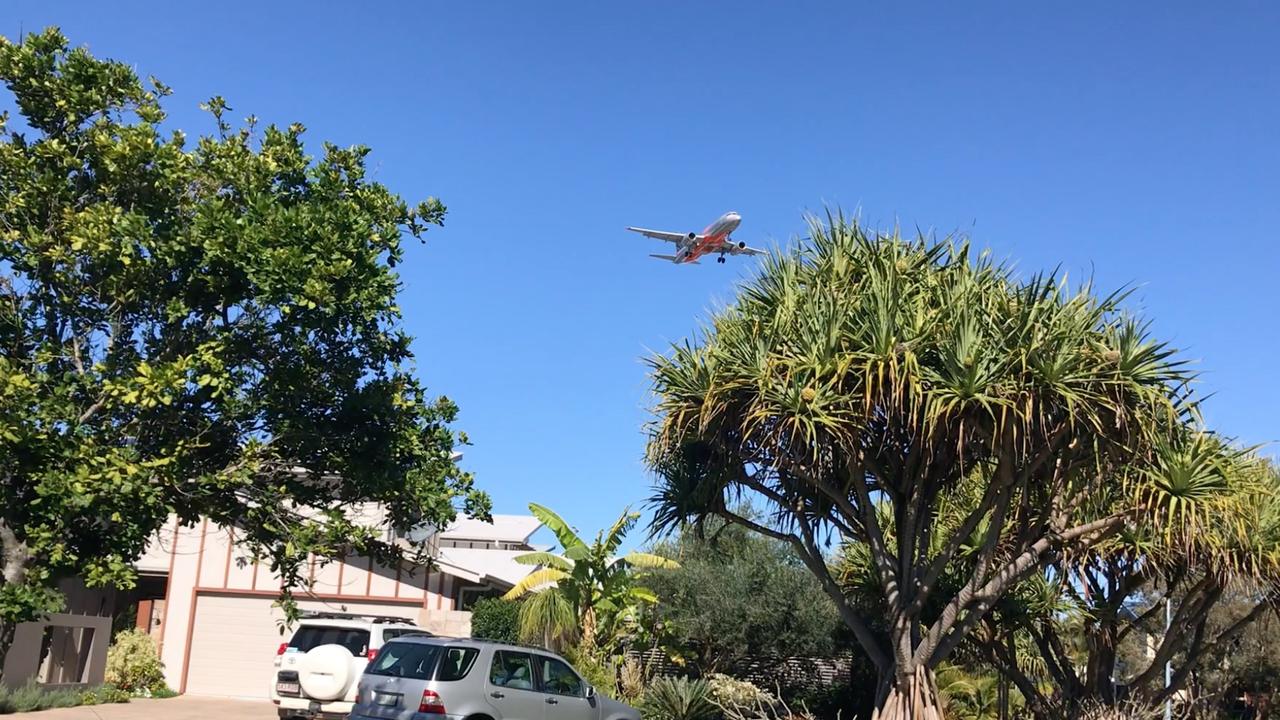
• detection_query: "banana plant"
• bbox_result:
[503,503,679,650]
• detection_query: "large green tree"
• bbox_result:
[646,214,1193,719]
[0,29,488,679]
[646,516,842,675]
[503,504,676,651]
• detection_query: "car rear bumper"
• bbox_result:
[352,714,465,720]
[279,710,350,720]
[276,697,354,716]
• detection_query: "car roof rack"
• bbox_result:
[299,611,415,624]
[459,637,564,654]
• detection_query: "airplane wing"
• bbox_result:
[723,243,767,257]
[627,227,689,244]
[650,253,699,264]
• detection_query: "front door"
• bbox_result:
[534,654,597,720]
[485,650,546,720]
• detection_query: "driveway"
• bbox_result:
[22,696,273,720]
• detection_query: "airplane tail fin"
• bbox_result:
[649,254,680,262]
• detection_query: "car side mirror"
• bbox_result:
[585,685,596,699]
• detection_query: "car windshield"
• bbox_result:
[365,642,442,680]
[287,626,370,656]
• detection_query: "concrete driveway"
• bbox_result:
[21,696,274,720]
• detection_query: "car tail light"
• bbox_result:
[366,648,378,660]
[276,643,289,656]
[418,690,446,714]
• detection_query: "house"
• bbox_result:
[1,513,542,699]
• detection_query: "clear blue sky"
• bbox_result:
[5,2,1278,546]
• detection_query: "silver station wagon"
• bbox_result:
[352,635,641,720]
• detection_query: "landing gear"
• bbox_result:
[717,255,726,264]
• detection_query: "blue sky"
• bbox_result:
[5,2,1278,547]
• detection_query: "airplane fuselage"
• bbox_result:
[676,211,742,263]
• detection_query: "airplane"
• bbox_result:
[627,211,766,264]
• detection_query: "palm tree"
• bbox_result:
[937,663,1012,720]
[503,503,678,650]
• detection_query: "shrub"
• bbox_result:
[1066,698,1169,720]
[618,657,646,703]
[78,684,131,706]
[563,645,618,699]
[0,682,130,714]
[707,674,774,710]
[105,628,169,695]
[788,683,873,720]
[150,685,180,699]
[642,676,719,720]
[93,685,133,704]
[0,683,77,713]
[469,597,521,643]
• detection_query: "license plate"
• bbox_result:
[374,692,399,707]
[276,682,300,695]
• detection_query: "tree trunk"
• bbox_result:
[0,520,34,685]
[581,605,597,649]
[1083,625,1118,705]
[872,665,945,720]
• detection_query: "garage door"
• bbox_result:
[184,593,422,699]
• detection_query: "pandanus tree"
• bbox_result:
[972,441,1280,717]
[645,214,1193,720]
[503,503,677,651]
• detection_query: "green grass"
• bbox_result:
[0,682,133,714]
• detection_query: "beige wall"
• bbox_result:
[153,518,461,693]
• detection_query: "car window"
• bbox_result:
[378,629,418,644]
[364,642,442,680]
[489,651,535,691]
[435,647,479,681]
[536,656,584,697]
[288,626,370,656]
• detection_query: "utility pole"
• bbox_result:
[1164,596,1173,720]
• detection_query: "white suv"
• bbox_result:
[271,612,427,720]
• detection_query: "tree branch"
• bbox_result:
[923,514,1126,666]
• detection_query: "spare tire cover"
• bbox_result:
[299,644,355,701]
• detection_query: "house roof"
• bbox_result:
[441,514,543,543]
[435,547,536,589]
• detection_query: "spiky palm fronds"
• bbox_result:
[518,585,578,648]
[648,213,1191,539]
[936,664,1013,720]
[642,676,719,720]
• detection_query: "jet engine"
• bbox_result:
[687,232,698,241]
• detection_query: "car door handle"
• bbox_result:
[490,691,504,698]
[545,698,559,705]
